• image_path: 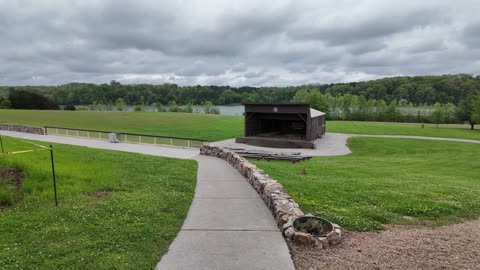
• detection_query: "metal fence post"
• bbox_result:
[0,135,4,154]
[50,145,58,207]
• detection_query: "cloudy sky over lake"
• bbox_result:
[0,0,479,86]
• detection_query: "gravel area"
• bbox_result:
[290,219,480,270]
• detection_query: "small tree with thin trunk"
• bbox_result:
[456,94,477,130]
[431,102,444,128]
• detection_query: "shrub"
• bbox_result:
[64,104,76,111]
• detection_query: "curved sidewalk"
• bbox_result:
[155,155,294,270]
[1,131,295,270]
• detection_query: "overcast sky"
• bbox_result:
[0,0,479,87]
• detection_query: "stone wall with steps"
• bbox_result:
[0,123,46,135]
[200,144,341,248]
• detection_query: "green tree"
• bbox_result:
[168,101,179,112]
[183,103,193,113]
[9,90,59,110]
[472,93,480,127]
[385,100,400,122]
[153,102,165,112]
[292,89,310,103]
[456,95,477,130]
[0,98,12,109]
[431,102,445,128]
[308,91,330,115]
[115,98,126,111]
[375,99,388,121]
[443,102,456,123]
[203,101,220,114]
[64,104,76,111]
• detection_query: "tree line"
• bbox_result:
[0,74,479,128]
[292,88,480,129]
[1,74,479,107]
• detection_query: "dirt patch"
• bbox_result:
[0,167,24,191]
[0,167,25,210]
[290,219,480,270]
[86,190,112,199]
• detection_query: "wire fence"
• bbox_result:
[45,126,207,148]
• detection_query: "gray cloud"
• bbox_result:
[0,0,479,87]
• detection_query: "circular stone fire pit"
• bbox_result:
[293,216,333,237]
[283,215,342,248]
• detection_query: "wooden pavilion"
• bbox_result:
[236,103,326,149]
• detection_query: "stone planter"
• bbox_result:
[292,216,333,237]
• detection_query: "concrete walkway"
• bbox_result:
[213,133,480,158]
[6,130,475,269]
[155,155,294,270]
[1,131,295,270]
[213,132,352,156]
[0,130,198,159]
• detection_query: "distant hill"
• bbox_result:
[1,74,478,106]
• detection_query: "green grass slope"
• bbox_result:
[252,138,480,231]
[0,136,197,269]
[327,121,480,140]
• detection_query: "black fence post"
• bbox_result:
[0,135,4,154]
[50,144,58,207]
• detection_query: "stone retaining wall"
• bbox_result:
[0,123,46,135]
[200,144,341,248]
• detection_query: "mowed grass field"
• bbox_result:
[1,110,479,234]
[329,121,480,140]
[252,138,480,231]
[0,110,243,142]
[1,110,479,141]
[0,136,197,269]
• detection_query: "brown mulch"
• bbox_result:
[290,219,480,270]
[0,167,25,210]
[0,167,24,191]
[86,190,112,199]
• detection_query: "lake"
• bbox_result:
[122,105,244,115]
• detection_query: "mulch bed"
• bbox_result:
[86,190,112,199]
[0,167,25,210]
[0,167,24,191]
[290,219,480,270]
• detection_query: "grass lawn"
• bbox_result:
[251,138,480,231]
[2,110,479,142]
[0,136,197,269]
[0,110,243,142]
[327,121,480,141]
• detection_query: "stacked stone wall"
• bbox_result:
[200,144,341,247]
[0,124,46,135]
